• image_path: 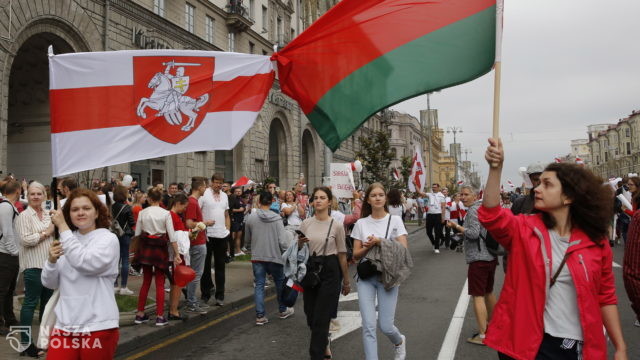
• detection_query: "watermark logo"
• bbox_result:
[5,326,30,353]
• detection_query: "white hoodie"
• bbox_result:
[41,228,120,333]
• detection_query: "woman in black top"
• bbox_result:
[229,187,246,257]
[112,185,136,295]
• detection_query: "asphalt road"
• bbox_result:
[126,230,639,360]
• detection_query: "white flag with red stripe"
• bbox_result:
[49,50,274,176]
[408,145,426,193]
[392,168,400,181]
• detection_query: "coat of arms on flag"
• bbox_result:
[134,56,214,143]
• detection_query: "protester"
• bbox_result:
[0,178,20,337]
[185,177,212,314]
[14,181,55,357]
[424,183,445,254]
[415,194,424,226]
[131,191,146,226]
[244,191,293,325]
[441,188,452,249]
[112,185,136,295]
[57,177,78,208]
[479,138,627,360]
[298,187,349,360]
[133,188,180,326]
[352,182,410,360]
[510,163,543,215]
[43,189,120,359]
[222,182,231,196]
[623,176,639,216]
[168,193,190,320]
[199,174,231,306]
[500,193,512,209]
[162,182,179,208]
[447,185,497,346]
[282,190,305,231]
[229,186,246,257]
[624,204,640,328]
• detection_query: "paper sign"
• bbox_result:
[330,163,354,198]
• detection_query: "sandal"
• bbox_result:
[324,336,332,359]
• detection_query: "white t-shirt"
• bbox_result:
[388,205,404,217]
[443,196,452,220]
[281,202,303,226]
[351,214,408,244]
[426,192,445,214]
[199,188,230,238]
[544,230,583,341]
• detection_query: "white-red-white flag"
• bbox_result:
[507,180,515,188]
[457,180,464,185]
[408,145,426,193]
[231,176,255,187]
[392,168,400,181]
[575,157,584,165]
[49,50,274,176]
[554,157,562,163]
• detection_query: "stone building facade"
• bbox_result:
[0,0,331,191]
[586,110,640,178]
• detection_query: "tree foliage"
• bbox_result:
[356,130,395,188]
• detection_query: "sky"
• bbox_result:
[391,0,640,188]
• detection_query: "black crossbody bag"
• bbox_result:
[302,219,334,289]
[357,215,392,280]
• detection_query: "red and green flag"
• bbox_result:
[273,0,498,151]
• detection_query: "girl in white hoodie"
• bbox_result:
[43,189,120,359]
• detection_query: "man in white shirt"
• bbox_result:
[199,174,231,306]
[424,183,445,254]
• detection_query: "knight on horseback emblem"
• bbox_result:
[136,59,210,132]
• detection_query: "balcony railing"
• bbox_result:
[225,0,253,32]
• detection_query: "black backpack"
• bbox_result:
[478,231,504,257]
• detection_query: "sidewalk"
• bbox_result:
[0,224,425,358]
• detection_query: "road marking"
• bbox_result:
[339,292,359,302]
[437,279,470,360]
[613,262,622,268]
[331,311,363,340]
[123,295,275,360]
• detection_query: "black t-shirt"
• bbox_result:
[229,196,245,224]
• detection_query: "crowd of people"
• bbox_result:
[0,137,637,359]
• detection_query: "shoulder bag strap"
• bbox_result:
[384,214,392,239]
[321,219,334,256]
[550,253,570,287]
[114,204,126,225]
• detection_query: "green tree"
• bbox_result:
[356,129,395,188]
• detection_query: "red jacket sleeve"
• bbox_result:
[477,205,523,252]
[598,241,618,306]
[343,199,362,226]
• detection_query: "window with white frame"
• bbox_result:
[185,3,195,33]
[153,0,165,17]
[205,16,215,43]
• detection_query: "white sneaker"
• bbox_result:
[394,335,406,360]
[119,287,134,296]
[279,307,295,319]
[234,251,246,257]
[114,286,120,293]
[634,319,640,327]
[434,249,440,254]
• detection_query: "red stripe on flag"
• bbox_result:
[50,73,274,133]
[276,0,495,113]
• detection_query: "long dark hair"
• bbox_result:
[541,163,611,244]
[629,176,640,208]
[361,183,388,218]
[311,186,332,216]
[387,188,402,207]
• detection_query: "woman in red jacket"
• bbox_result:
[479,138,627,360]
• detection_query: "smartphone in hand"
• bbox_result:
[295,230,306,238]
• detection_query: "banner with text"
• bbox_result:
[330,163,355,198]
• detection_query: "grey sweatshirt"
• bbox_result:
[0,200,19,256]
[463,201,495,264]
[244,209,288,264]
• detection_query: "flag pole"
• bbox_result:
[491,0,504,168]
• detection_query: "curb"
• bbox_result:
[408,225,425,235]
[115,286,274,358]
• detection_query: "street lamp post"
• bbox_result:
[447,126,462,185]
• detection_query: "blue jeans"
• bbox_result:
[357,276,403,360]
[187,244,207,306]
[115,234,131,287]
[252,262,286,318]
